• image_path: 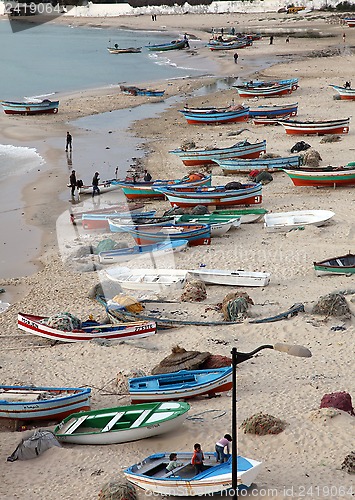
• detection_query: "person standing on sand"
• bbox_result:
[92,172,100,197]
[270,35,274,45]
[69,169,77,197]
[234,52,239,64]
[191,443,204,474]
[215,434,232,463]
[343,32,346,43]
[286,36,290,43]
[65,131,72,152]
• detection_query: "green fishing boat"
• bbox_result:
[314,253,355,276]
[212,208,268,223]
[54,401,189,445]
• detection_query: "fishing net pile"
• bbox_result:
[180,279,207,302]
[341,451,355,474]
[180,140,196,151]
[98,480,137,500]
[7,430,61,462]
[240,412,287,435]
[221,292,253,321]
[110,294,144,313]
[312,292,351,319]
[115,369,147,394]
[301,148,322,167]
[190,205,209,215]
[320,391,354,415]
[151,345,210,375]
[200,355,232,369]
[40,312,81,331]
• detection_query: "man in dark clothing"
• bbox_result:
[270,35,274,45]
[92,172,100,197]
[234,52,239,64]
[143,169,152,182]
[66,131,72,152]
[69,169,77,196]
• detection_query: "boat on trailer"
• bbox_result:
[313,253,355,275]
[129,367,232,403]
[0,385,91,422]
[124,452,262,496]
[54,401,189,445]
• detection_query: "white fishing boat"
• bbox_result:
[264,210,335,232]
[188,269,271,287]
[124,452,262,496]
[104,267,188,291]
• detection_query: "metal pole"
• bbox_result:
[231,347,238,498]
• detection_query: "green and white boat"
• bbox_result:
[212,208,268,224]
[54,401,189,445]
[314,253,355,276]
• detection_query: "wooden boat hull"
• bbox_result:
[104,268,188,291]
[218,155,301,174]
[169,140,266,166]
[283,168,355,186]
[79,180,121,195]
[1,99,59,115]
[329,85,355,100]
[188,269,271,287]
[213,208,267,223]
[18,312,156,342]
[0,386,91,421]
[129,367,232,403]
[264,210,335,232]
[175,214,241,231]
[345,18,355,27]
[249,102,298,118]
[125,453,262,496]
[179,107,249,125]
[99,240,189,264]
[158,183,262,208]
[118,224,211,247]
[70,203,144,226]
[146,40,187,51]
[236,83,296,98]
[314,253,355,275]
[278,118,350,135]
[54,401,189,445]
[108,47,141,54]
[82,210,156,230]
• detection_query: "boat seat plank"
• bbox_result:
[336,259,344,266]
[130,409,151,428]
[101,412,125,432]
[65,415,88,434]
[162,464,187,478]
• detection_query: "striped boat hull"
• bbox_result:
[0,386,91,421]
[329,84,355,100]
[118,224,211,246]
[169,140,266,166]
[179,107,249,125]
[236,83,297,98]
[283,168,355,187]
[249,102,298,117]
[1,99,59,115]
[218,155,301,174]
[279,118,350,135]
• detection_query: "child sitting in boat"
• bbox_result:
[166,453,183,473]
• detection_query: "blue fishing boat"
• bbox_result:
[249,102,298,118]
[120,85,165,97]
[179,106,249,125]
[82,210,157,230]
[169,140,267,166]
[124,452,262,496]
[146,39,187,51]
[237,78,298,88]
[217,155,302,174]
[0,99,59,115]
[98,240,189,264]
[129,367,232,403]
[0,385,91,421]
[116,223,211,247]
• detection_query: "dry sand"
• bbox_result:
[0,11,355,500]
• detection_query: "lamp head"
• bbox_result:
[273,343,312,358]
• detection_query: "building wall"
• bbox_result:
[0,0,345,17]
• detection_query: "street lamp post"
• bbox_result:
[231,343,311,498]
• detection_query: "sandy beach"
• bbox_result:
[1,10,355,500]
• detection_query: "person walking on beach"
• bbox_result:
[65,131,72,152]
[343,32,346,43]
[234,52,239,64]
[69,169,77,197]
[191,443,204,474]
[92,172,100,197]
[269,35,274,45]
[286,36,290,43]
[215,434,232,463]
